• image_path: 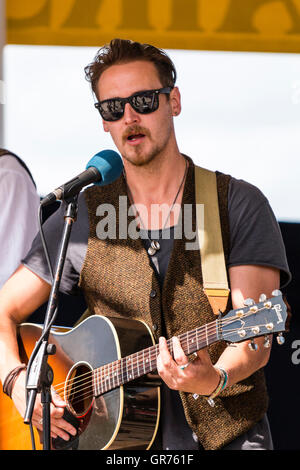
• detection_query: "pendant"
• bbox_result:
[148,240,160,256]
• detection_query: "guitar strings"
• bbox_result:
[53,332,258,405]
[60,321,272,410]
[52,310,265,398]
[55,321,271,410]
[52,317,221,394]
[52,310,264,401]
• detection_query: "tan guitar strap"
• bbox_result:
[194,165,230,315]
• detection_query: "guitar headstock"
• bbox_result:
[220,290,287,349]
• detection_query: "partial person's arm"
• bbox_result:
[0,265,77,441]
[0,163,40,288]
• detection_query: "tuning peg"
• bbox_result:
[263,335,271,348]
[272,289,282,297]
[244,298,255,307]
[259,294,267,303]
[276,333,285,345]
[248,339,258,351]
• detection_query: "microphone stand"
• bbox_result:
[24,195,79,450]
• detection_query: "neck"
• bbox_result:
[123,151,187,204]
[123,151,188,230]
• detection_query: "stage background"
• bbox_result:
[1,0,300,450]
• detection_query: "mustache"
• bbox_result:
[122,125,151,142]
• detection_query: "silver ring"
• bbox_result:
[179,362,190,370]
[39,418,43,425]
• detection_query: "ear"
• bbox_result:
[170,86,181,117]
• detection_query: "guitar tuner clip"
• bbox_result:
[259,293,267,302]
[276,333,285,345]
[248,339,258,352]
[243,298,255,307]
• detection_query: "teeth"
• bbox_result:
[128,134,144,140]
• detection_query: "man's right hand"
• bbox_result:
[11,370,77,442]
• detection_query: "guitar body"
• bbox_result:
[0,315,161,450]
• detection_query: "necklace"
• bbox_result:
[124,158,188,256]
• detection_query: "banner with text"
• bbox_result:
[6,0,300,53]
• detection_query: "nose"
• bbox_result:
[123,102,140,125]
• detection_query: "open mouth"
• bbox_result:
[127,133,146,143]
[127,133,145,140]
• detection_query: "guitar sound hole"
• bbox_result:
[65,362,94,418]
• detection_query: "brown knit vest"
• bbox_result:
[78,158,268,450]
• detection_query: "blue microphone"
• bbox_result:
[41,150,123,206]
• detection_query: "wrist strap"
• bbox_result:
[205,366,228,407]
[2,364,27,398]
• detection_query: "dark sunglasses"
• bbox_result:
[94,87,172,122]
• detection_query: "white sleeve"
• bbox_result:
[0,165,40,288]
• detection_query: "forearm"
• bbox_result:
[0,310,22,384]
[217,264,279,388]
[158,265,280,396]
[215,335,272,389]
[0,265,51,384]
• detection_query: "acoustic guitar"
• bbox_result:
[0,291,287,450]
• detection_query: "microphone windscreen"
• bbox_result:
[86,150,123,186]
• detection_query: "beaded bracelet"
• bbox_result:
[205,366,228,407]
[2,364,27,398]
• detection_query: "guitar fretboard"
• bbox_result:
[92,320,219,396]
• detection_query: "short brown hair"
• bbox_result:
[84,38,177,98]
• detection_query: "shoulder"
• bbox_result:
[226,175,272,242]
[0,154,35,188]
[225,176,291,288]
[0,154,25,172]
[228,176,269,216]
[0,158,38,203]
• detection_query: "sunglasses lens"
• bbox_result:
[100,99,124,121]
[131,91,158,114]
[97,88,169,121]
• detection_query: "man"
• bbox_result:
[0,39,290,450]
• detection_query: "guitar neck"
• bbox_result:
[92,320,219,396]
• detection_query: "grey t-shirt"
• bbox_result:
[22,176,291,450]
[23,176,291,294]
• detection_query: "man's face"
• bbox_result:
[96,60,181,167]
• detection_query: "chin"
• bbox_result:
[123,147,162,168]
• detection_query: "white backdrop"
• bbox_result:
[3,45,300,222]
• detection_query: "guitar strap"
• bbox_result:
[194,165,230,315]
